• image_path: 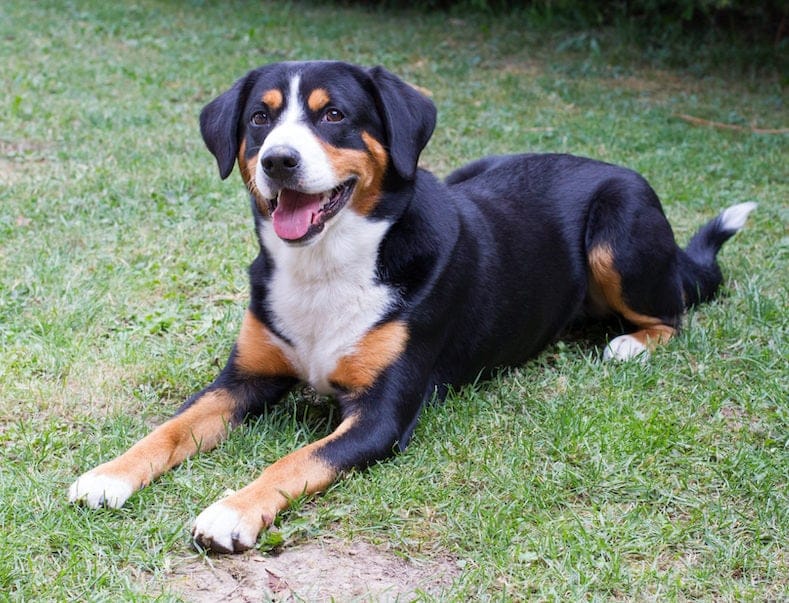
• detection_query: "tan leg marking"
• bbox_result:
[97,389,235,483]
[307,88,330,113]
[192,416,358,551]
[235,417,356,526]
[72,389,236,505]
[627,325,676,351]
[588,244,677,350]
[234,309,296,377]
[329,321,408,392]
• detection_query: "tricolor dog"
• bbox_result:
[69,61,755,553]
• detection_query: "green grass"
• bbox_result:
[1,1,786,600]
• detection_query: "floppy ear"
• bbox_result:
[367,66,437,182]
[199,73,254,180]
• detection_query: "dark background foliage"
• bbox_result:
[358,0,787,42]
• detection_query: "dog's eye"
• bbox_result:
[323,108,345,123]
[250,111,270,126]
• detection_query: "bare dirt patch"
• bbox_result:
[168,537,461,602]
[0,138,49,185]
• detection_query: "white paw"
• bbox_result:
[192,499,260,553]
[68,471,135,509]
[603,335,649,362]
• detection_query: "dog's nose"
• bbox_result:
[261,146,301,180]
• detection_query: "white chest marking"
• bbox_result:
[261,211,394,393]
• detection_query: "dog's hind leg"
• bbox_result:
[585,180,685,361]
[588,242,679,360]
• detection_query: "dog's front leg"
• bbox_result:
[192,363,425,553]
[67,381,292,509]
[68,309,297,509]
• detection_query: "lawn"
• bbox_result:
[1,1,787,600]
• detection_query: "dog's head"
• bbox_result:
[200,61,436,245]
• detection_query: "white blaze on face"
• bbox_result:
[254,74,338,199]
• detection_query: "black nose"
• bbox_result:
[261,146,301,180]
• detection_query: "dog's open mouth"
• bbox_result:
[269,178,356,243]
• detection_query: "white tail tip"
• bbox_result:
[720,202,757,232]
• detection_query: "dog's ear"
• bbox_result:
[200,73,255,180]
[367,66,437,182]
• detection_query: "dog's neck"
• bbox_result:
[259,208,391,281]
[259,209,396,393]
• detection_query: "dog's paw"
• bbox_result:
[192,498,262,554]
[68,471,135,509]
[603,335,649,362]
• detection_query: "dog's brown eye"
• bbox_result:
[251,111,270,126]
[323,108,344,123]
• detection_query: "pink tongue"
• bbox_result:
[272,189,323,240]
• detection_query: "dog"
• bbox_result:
[68,60,755,553]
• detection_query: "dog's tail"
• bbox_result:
[679,201,757,307]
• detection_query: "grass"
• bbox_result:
[1,0,786,600]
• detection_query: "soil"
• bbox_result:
[168,537,461,602]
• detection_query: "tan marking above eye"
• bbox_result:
[262,89,283,110]
[307,88,331,112]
